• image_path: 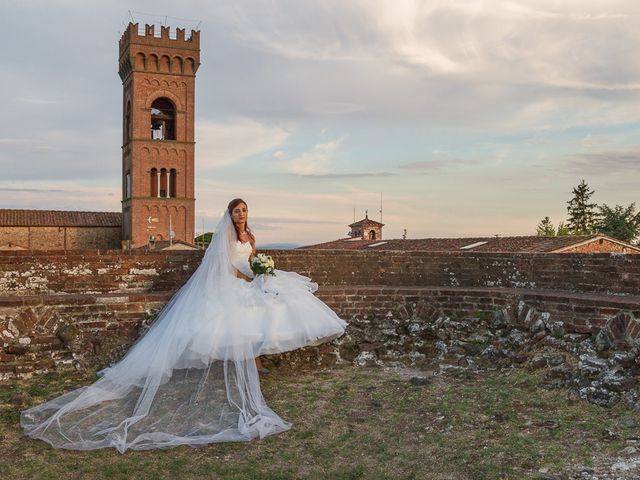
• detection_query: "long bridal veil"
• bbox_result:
[20,211,291,453]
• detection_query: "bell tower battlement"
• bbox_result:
[118,23,200,82]
[119,23,200,55]
[118,22,200,248]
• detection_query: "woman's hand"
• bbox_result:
[235,270,253,282]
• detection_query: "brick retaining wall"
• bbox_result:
[268,250,640,295]
[0,250,201,296]
[1,249,639,378]
[2,285,639,379]
[0,249,638,296]
[0,292,170,378]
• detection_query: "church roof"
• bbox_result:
[348,217,384,227]
[300,234,640,253]
[0,209,122,227]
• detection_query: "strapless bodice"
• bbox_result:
[230,241,253,277]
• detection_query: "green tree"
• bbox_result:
[194,232,214,248]
[596,203,640,243]
[566,179,598,235]
[536,216,556,236]
[556,221,570,236]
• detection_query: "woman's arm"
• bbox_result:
[235,268,252,282]
[231,254,254,281]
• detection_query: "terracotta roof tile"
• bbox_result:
[0,209,122,227]
[348,218,385,227]
[300,235,640,253]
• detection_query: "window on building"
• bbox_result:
[169,169,177,197]
[160,168,168,197]
[150,168,158,197]
[369,230,376,240]
[124,171,131,199]
[124,101,132,144]
[150,98,176,140]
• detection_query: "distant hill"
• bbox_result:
[257,243,301,250]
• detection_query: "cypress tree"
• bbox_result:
[566,180,598,235]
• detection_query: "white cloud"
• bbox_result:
[0,138,33,145]
[398,158,475,171]
[17,97,60,105]
[193,0,640,134]
[196,118,291,169]
[286,139,341,176]
[582,134,612,149]
[2,0,640,244]
[193,177,361,243]
[0,181,120,212]
[564,145,640,175]
[208,0,640,92]
[0,127,119,180]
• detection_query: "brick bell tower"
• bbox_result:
[118,23,200,247]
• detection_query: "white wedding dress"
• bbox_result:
[20,211,347,453]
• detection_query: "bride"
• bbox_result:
[20,198,347,453]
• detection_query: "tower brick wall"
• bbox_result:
[118,23,200,247]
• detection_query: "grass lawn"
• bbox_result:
[1,364,639,479]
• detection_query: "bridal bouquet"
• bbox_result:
[250,253,276,276]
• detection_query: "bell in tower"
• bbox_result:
[118,23,200,247]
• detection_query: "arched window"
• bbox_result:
[159,55,170,72]
[135,52,146,70]
[184,58,195,75]
[124,101,132,144]
[148,54,159,71]
[124,171,131,200]
[172,56,183,74]
[150,98,176,140]
[369,230,376,240]
[150,168,158,197]
[169,168,177,197]
[160,168,168,197]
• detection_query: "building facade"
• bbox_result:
[118,23,200,248]
[0,210,121,250]
[348,213,384,240]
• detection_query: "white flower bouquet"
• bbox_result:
[250,253,276,276]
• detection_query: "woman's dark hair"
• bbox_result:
[227,198,255,244]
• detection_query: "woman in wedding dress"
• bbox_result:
[20,198,347,453]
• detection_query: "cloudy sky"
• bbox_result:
[1,0,639,246]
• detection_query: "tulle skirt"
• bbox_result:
[20,270,347,453]
[187,270,347,361]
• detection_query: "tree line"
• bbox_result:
[536,180,640,244]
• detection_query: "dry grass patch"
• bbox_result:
[0,364,639,479]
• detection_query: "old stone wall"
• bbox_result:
[1,249,640,379]
[0,250,201,295]
[1,249,639,296]
[0,292,169,378]
[1,284,639,379]
[267,250,640,295]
